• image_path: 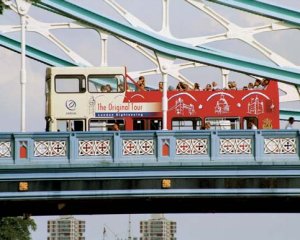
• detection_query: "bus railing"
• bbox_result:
[0,130,299,166]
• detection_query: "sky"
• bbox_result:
[32,213,300,240]
[1,0,300,239]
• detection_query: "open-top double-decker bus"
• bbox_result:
[45,66,279,131]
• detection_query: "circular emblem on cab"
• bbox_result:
[65,100,76,111]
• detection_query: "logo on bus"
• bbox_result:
[65,100,76,111]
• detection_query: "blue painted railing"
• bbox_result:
[0,130,299,167]
[1,130,300,216]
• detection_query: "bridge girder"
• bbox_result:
[1,165,300,216]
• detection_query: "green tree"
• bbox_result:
[0,1,8,14]
[0,217,37,240]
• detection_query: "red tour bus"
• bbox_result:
[45,66,279,131]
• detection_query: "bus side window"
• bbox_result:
[150,119,162,130]
[133,119,145,130]
[244,117,258,129]
[89,119,125,131]
[205,117,240,130]
[74,120,84,131]
[88,74,124,93]
[57,120,85,131]
[172,118,202,130]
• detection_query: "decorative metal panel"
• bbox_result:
[34,141,66,157]
[0,141,11,157]
[220,138,252,154]
[264,138,296,154]
[123,139,154,155]
[79,140,110,156]
[176,139,208,155]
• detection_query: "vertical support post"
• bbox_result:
[16,0,31,132]
[99,31,108,66]
[211,131,218,161]
[20,14,26,132]
[162,72,168,130]
[69,132,76,163]
[221,69,230,89]
[113,132,121,162]
[254,130,263,162]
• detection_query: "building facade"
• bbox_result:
[47,215,85,240]
[140,214,176,240]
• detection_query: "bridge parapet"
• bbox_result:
[0,130,300,215]
[0,130,298,167]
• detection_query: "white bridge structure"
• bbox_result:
[1,0,300,216]
[1,0,300,128]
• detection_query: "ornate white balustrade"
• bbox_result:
[0,130,299,166]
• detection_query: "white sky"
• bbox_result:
[1,0,300,239]
[32,213,300,240]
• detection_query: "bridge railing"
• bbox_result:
[0,130,299,167]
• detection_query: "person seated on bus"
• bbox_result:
[285,117,295,129]
[176,82,185,91]
[168,85,175,91]
[105,84,112,92]
[254,79,263,89]
[137,76,146,91]
[249,119,257,129]
[193,83,201,91]
[247,82,254,90]
[101,85,108,92]
[212,81,218,90]
[183,83,190,91]
[112,122,120,131]
[177,82,190,91]
[228,81,237,90]
[118,83,124,92]
[159,81,163,91]
[261,79,270,89]
[204,83,212,91]
[201,122,211,130]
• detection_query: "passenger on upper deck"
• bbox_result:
[212,81,218,90]
[248,82,254,90]
[137,76,146,91]
[101,85,108,92]
[168,85,175,91]
[204,83,212,91]
[118,83,124,92]
[228,81,237,90]
[254,79,263,89]
[194,83,201,91]
[106,84,112,92]
[261,79,270,89]
[176,82,188,91]
[159,81,163,92]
